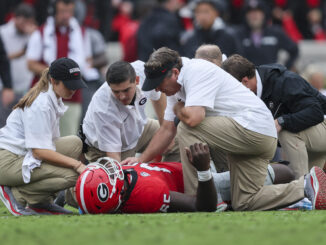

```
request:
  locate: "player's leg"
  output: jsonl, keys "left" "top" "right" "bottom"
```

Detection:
{"left": 270, "top": 163, "right": 295, "bottom": 184}
{"left": 212, "top": 163, "right": 290, "bottom": 202}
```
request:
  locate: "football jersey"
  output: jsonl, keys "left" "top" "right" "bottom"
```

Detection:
{"left": 120, "top": 162, "right": 184, "bottom": 213}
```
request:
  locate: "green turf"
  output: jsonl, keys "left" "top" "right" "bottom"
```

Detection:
{"left": 1, "top": 203, "right": 326, "bottom": 245}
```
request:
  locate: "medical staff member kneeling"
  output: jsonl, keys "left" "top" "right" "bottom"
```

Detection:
{"left": 0, "top": 57, "right": 87, "bottom": 216}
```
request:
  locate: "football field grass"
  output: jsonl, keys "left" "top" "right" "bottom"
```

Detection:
{"left": 1, "top": 203, "right": 326, "bottom": 245}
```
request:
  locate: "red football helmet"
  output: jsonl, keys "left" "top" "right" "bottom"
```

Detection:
{"left": 76, "top": 157, "right": 125, "bottom": 214}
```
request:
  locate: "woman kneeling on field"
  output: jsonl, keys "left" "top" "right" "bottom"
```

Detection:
{"left": 0, "top": 57, "right": 87, "bottom": 215}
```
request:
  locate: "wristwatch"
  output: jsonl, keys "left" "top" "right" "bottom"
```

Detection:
{"left": 277, "top": 116, "right": 285, "bottom": 127}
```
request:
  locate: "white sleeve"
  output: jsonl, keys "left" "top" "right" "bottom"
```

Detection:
{"left": 145, "top": 90, "right": 161, "bottom": 101}
{"left": 164, "top": 95, "right": 178, "bottom": 121}
{"left": 93, "top": 110, "right": 123, "bottom": 153}
{"left": 184, "top": 66, "right": 221, "bottom": 109}
{"left": 23, "top": 105, "right": 56, "bottom": 150}
{"left": 26, "top": 30, "right": 42, "bottom": 61}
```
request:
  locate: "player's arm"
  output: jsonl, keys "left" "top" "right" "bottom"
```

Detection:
{"left": 271, "top": 163, "right": 295, "bottom": 184}
{"left": 121, "top": 120, "right": 176, "bottom": 165}
{"left": 169, "top": 143, "right": 217, "bottom": 212}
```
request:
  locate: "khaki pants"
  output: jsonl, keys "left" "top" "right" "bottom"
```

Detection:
{"left": 0, "top": 136, "right": 82, "bottom": 205}
{"left": 85, "top": 119, "right": 180, "bottom": 163}
{"left": 279, "top": 120, "right": 326, "bottom": 179}
{"left": 177, "top": 116, "right": 304, "bottom": 211}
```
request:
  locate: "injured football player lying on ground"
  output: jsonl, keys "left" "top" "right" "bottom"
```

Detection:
{"left": 64, "top": 143, "right": 317, "bottom": 214}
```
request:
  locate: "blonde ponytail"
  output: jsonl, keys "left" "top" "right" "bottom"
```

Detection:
{"left": 13, "top": 68, "right": 50, "bottom": 110}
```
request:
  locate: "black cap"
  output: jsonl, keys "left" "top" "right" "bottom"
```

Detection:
{"left": 49, "top": 57, "right": 87, "bottom": 90}
{"left": 142, "top": 61, "right": 176, "bottom": 91}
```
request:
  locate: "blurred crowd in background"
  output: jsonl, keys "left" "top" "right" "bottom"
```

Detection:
{"left": 1, "top": 0, "right": 326, "bottom": 136}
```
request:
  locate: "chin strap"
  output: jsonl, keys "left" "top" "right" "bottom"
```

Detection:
{"left": 116, "top": 169, "right": 138, "bottom": 212}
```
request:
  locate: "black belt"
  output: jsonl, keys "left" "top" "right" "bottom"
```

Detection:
{"left": 78, "top": 124, "right": 89, "bottom": 153}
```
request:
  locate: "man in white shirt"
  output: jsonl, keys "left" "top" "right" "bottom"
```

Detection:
{"left": 121, "top": 47, "right": 326, "bottom": 211}
{"left": 0, "top": 3, "right": 36, "bottom": 128}
{"left": 26, "top": 0, "right": 92, "bottom": 136}
{"left": 82, "top": 60, "right": 179, "bottom": 163}
{"left": 222, "top": 54, "right": 326, "bottom": 180}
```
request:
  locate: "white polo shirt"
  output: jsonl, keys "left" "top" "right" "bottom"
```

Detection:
{"left": 164, "top": 58, "right": 277, "bottom": 138}
{"left": 0, "top": 84, "right": 67, "bottom": 183}
{"left": 0, "top": 84, "right": 67, "bottom": 154}
{"left": 83, "top": 61, "right": 161, "bottom": 153}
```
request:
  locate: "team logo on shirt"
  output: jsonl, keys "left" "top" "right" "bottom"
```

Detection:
{"left": 97, "top": 183, "right": 109, "bottom": 202}
{"left": 140, "top": 172, "right": 151, "bottom": 177}
{"left": 139, "top": 97, "right": 147, "bottom": 106}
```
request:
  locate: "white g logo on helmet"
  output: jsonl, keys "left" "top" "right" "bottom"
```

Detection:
{"left": 97, "top": 183, "right": 109, "bottom": 202}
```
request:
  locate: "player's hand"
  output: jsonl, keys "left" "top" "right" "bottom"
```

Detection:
{"left": 121, "top": 157, "right": 140, "bottom": 165}
{"left": 185, "top": 143, "right": 210, "bottom": 171}
{"left": 1, "top": 88, "right": 15, "bottom": 107}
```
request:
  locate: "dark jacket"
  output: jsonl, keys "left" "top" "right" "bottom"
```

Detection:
{"left": 137, "top": 7, "right": 183, "bottom": 61}
{"left": 181, "top": 22, "right": 241, "bottom": 58}
{"left": 236, "top": 25, "right": 299, "bottom": 69}
{"left": 0, "top": 35, "right": 12, "bottom": 89}
{"left": 257, "top": 64, "right": 326, "bottom": 133}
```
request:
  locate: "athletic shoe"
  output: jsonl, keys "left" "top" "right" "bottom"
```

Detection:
{"left": 28, "top": 202, "right": 73, "bottom": 215}
{"left": 279, "top": 197, "right": 312, "bottom": 211}
{"left": 216, "top": 201, "right": 228, "bottom": 212}
{"left": 54, "top": 190, "right": 66, "bottom": 207}
{"left": 305, "top": 166, "right": 326, "bottom": 210}
{"left": 0, "top": 185, "right": 36, "bottom": 216}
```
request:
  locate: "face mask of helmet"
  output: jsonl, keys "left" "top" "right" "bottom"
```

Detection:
{"left": 76, "top": 157, "right": 125, "bottom": 214}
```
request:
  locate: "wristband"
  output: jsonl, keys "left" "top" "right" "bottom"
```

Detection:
{"left": 197, "top": 169, "right": 212, "bottom": 182}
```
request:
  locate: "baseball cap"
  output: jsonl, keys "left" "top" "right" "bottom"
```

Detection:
{"left": 49, "top": 57, "right": 87, "bottom": 90}
{"left": 142, "top": 61, "right": 176, "bottom": 91}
